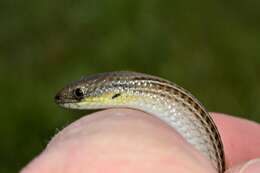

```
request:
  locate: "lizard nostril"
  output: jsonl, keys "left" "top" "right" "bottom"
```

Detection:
{"left": 55, "top": 94, "right": 61, "bottom": 102}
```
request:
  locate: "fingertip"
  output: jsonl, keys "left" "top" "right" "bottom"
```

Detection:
{"left": 225, "top": 158, "right": 260, "bottom": 173}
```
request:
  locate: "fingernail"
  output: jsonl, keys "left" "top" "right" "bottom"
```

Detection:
{"left": 240, "top": 158, "right": 260, "bottom": 173}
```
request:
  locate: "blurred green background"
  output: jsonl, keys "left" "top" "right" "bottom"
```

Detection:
{"left": 1, "top": 0, "right": 260, "bottom": 172}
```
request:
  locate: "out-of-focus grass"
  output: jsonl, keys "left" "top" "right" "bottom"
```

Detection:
{"left": 0, "top": 0, "right": 260, "bottom": 172}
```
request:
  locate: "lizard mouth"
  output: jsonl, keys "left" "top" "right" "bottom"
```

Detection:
{"left": 54, "top": 93, "right": 78, "bottom": 105}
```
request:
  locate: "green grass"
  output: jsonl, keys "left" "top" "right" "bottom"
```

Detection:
{"left": 1, "top": 0, "right": 260, "bottom": 172}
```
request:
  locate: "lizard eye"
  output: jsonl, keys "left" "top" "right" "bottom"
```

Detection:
{"left": 74, "top": 88, "right": 84, "bottom": 100}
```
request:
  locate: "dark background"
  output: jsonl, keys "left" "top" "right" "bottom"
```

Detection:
{"left": 1, "top": 0, "right": 260, "bottom": 172}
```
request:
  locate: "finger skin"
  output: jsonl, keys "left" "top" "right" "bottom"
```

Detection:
{"left": 20, "top": 109, "right": 215, "bottom": 173}
{"left": 224, "top": 159, "right": 260, "bottom": 173}
{"left": 212, "top": 113, "right": 260, "bottom": 167}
